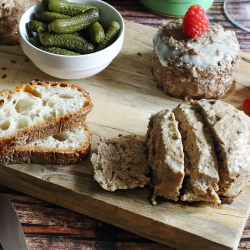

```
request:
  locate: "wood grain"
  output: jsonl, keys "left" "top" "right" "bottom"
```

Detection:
{"left": 1, "top": 0, "right": 250, "bottom": 249}
{"left": 1, "top": 18, "right": 250, "bottom": 250}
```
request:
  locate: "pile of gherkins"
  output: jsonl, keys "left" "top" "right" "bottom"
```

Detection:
{"left": 27, "top": 0, "right": 121, "bottom": 56}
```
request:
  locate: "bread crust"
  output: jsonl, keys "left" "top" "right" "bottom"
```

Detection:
{"left": 0, "top": 81, "right": 93, "bottom": 153}
{"left": 0, "top": 123, "right": 91, "bottom": 165}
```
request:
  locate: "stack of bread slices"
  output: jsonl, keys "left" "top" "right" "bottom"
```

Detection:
{"left": 92, "top": 100, "right": 250, "bottom": 205}
{"left": 0, "top": 81, "right": 93, "bottom": 165}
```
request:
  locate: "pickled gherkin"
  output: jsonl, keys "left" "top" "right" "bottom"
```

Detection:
{"left": 34, "top": 10, "right": 71, "bottom": 23}
{"left": 39, "top": 32, "right": 94, "bottom": 54}
{"left": 28, "top": 1, "right": 121, "bottom": 56}
{"left": 42, "top": 0, "right": 67, "bottom": 6}
{"left": 29, "top": 37, "right": 41, "bottom": 47}
{"left": 49, "top": 8, "right": 99, "bottom": 34}
{"left": 86, "top": 22, "right": 105, "bottom": 44}
{"left": 96, "top": 21, "right": 120, "bottom": 51}
{"left": 28, "top": 20, "right": 48, "bottom": 33}
{"left": 40, "top": 46, "right": 81, "bottom": 55}
{"left": 48, "top": 0, "right": 97, "bottom": 16}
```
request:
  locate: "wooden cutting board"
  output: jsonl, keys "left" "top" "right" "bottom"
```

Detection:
{"left": 1, "top": 19, "right": 250, "bottom": 250}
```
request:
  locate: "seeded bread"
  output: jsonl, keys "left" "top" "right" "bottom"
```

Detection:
{"left": 146, "top": 109, "right": 185, "bottom": 205}
{"left": 91, "top": 135, "right": 150, "bottom": 192}
{"left": 0, "top": 123, "right": 91, "bottom": 165}
{"left": 173, "top": 103, "right": 220, "bottom": 203}
{"left": 0, "top": 81, "right": 93, "bottom": 153}
{"left": 196, "top": 100, "right": 250, "bottom": 197}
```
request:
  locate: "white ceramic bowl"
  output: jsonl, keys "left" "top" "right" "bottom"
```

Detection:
{"left": 19, "top": 0, "right": 124, "bottom": 79}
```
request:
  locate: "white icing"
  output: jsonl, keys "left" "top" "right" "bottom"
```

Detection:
{"left": 154, "top": 27, "right": 240, "bottom": 68}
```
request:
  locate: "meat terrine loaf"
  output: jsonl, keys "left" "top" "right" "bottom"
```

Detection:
{"left": 173, "top": 103, "right": 220, "bottom": 203}
{"left": 91, "top": 135, "right": 150, "bottom": 192}
{"left": 0, "top": 123, "right": 91, "bottom": 165}
{"left": 196, "top": 100, "right": 250, "bottom": 197}
{"left": 152, "top": 19, "right": 241, "bottom": 99}
{"left": 0, "top": 81, "right": 93, "bottom": 153}
{"left": 146, "top": 109, "right": 185, "bottom": 205}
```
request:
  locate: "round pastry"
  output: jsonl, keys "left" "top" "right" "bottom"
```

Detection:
{"left": 152, "top": 19, "right": 241, "bottom": 99}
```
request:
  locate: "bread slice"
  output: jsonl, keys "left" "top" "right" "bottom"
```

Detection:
{"left": 91, "top": 135, "right": 150, "bottom": 192}
{"left": 0, "top": 81, "right": 93, "bottom": 153}
{"left": 196, "top": 100, "right": 250, "bottom": 197}
{"left": 146, "top": 109, "right": 185, "bottom": 205}
{"left": 0, "top": 123, "right": 91, "bottom": 165}
{"left": 173, "top": 103, "right": 220, "bottom": 203}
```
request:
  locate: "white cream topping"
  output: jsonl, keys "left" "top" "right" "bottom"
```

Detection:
{"left": 154, "top": 27, "right": 240, "bottom": 68}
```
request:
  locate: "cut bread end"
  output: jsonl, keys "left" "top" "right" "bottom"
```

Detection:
{"left": 0, "top": 81, "right": 93, "bottom": 153}
{"left": 0, "top": 123, "right": 91, "bottom": 165}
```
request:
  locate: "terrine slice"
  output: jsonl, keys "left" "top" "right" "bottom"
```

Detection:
{"left": 196, "top": 100, "right": 250, "bottom": 197}
{"left": 91, "top": 135, "right": 150, "bottom": 192}
{"left": 146, "top": 109, "right": 185, "bottom": 205}
{"left": 173, "top": 103, "right": 220, "bottom": 203}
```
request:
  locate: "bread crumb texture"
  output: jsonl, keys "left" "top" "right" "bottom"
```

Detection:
{"left": 0, "top": 81, "right": 93, "bottom": 153}
{"left": 0, "top": 123, "right": 91, "bottom": 165}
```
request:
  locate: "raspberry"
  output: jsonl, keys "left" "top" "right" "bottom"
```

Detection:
{"left": 244, "top": 97, "right": 250, "bottom": 112}
{"left": 182, "top": 5, "right": 209, "bottom": 39}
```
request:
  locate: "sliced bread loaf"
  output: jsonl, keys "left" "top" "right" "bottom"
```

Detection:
{"left": 196, "top": 100, "right": 250, "bottom": 197}
{"left": 0, "top": 123, "right": 91, "bottom": 165}
{"left": 91, "top": 135, "right": 150, "bottom": 192}
{"left": 146, "top": 109, "right": 185, "bottom": 205}
{"left": 173, "top": 103, "right": 220, "bottom": 203}
{"left": 0, "top": 81, "right": 93, "bottom": 153}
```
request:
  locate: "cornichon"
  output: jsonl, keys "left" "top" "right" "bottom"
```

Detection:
{"left": 28, "top": 20, "right": 48, "bottom": 33}
{"left": 34, "top": 10, "right": 71, "bottom": 23}
{"left": 86, "top": 22, "right": 105, "bottom": 44}
{"left": 49, "top": 8, "right": 99, "bottom": 34}
{"left": 48, "top": 0, "right": 97, "bottom": 16}
{"left": 40, "top": 46, "right": 81, "bottom": 56}
{"left": 96, "top": 21, "right": 120, "bottom": 51}
{"left": 42, "top": 0, "right": 67, "bottom": 6}
{"left": 29, "top": 37, "right": 41, "bottom": 47}
{"left": 39, "top": 32, "right": 94, "bottom": 54}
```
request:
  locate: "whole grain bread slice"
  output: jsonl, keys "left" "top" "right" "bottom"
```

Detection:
{"left": 196, "top": 100, "right": 250, "bottom": 197}
{"left": 0, "top": 81, "right": 93, "bottom": 153}
{"left": 173, "top": 103, "right": 220, "bottom": 203}
{"left": 0, "top": 123, "right": 91, "bottom": 165}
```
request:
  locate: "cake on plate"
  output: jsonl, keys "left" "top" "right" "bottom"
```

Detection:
{"left": 152, "top": 5, "right": 241, "bottom": 100}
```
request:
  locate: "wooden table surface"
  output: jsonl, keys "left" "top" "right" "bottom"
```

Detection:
{"left": 1, "top": 0, "right": 250, "bottom": 250}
